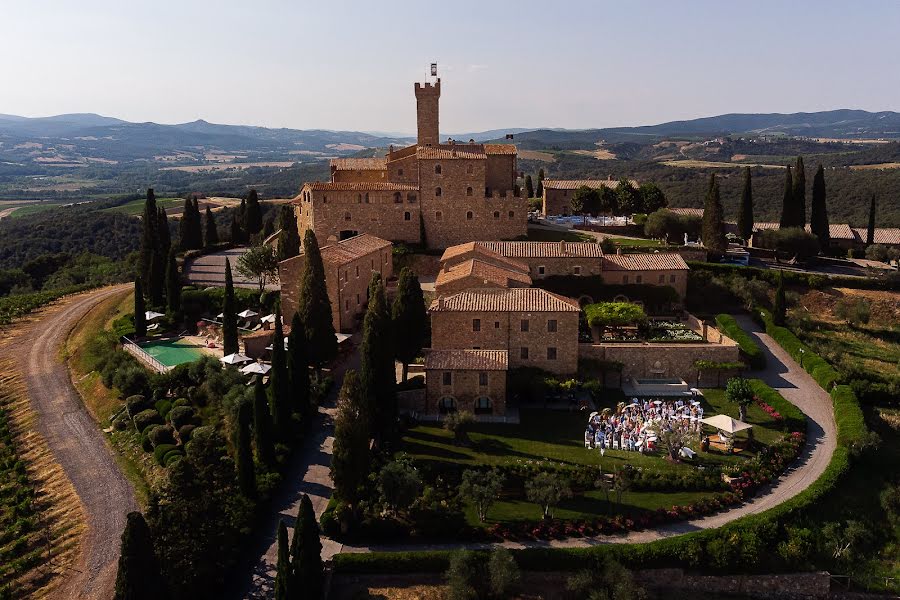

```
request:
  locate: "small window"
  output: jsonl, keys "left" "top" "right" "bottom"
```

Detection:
{"left": 357, "top": 194, "right": 362, "bottom": 204}
{"left": 670, "top": 273, "right": 676, "bottom": 283}
{"left": 322, "top": 194, "right": 327, "bottom": 203}
{"left": 472, "top": 318, "right": 481, "bottom": 332}
{"left": 466, "top": 211, "right": 473, "bottom": 220}
{"left": 475, "top": 396, "right": 492, "bottom": 413}
{"left": 394, "top": 192, "right": 402, "bottom": 203}
{"left": 493, "top": 211, "right": 500, "bottom": 219}
{"left": 345, "top": 299, "right": 349, "bottom": 310}
{"left": 508, "top": 211, "right": 515, "bottom": 219}
{"left": 538, "top": 266, "right": 546, "bottom": 276}
{"left": 494, "top": 321, "right": 500, "bottom": 329}
{"left": 479, "top": 372, "right": 488, "bottom": 386}
{"left": 398, "top": 168, "right": 404, "bottom": 176}
{"left": 344, "top": 212, "right": 351, "bottom": 221}
{"left": 636, "top": 275, "right": 643, "bottom": 284}
{"left": 548, "top": 319, "right": 558, "bottom": 333}
{"left": 404, "top": 211, "right": 411, "bottom": 221}
{"left": 442, "top": 372, "right": 452, "bottom": 386}
{"left": 435, "top": 164, "right": 442, "bottom": 174}
{"left": 435, "top": 187, "right": 442, "bottom": 197}
{"left": 466, "top": 164, "right": 473, "bottom": 175}
{"left": 355, "top": 265, "right": 360, "bottom": 277}
{"left": 520, "top": 347, "right": 529, "bottom": 360}
{"left": 436, "top": 211, "right": 443, "bottom": 221}
{"left": 407, "top": 193, "right": 416, "bottom": 203}
{"left": 439, "top": 396, "right": 456, "bottom": 413}
{"left": 659, "top": 274, "right": 665, "bottom": 283}
{"left": 364, "top": 193, "right": 370, "bottom": 204}
{"left": 547, "top": 347, "right": 558, "bottom": 360}
{"left": 356, "top": 293, "right": 360, "bottom": 305}
{"left": 564, "top": 190, "right": 569, "bottom": 197}
{"left": 573, "top": 266, "right": 582, "bottom": 276}
{"left": 623, "top": 275, "right": 629, "bottom": 284}
{"left": 485, "top": 187, "right": 492, "bottom": 197}
{"left": 343, "top": 271, "right": 348, "bottom": 282}
{"left": 466, "top": 186, "right": 473, "bottom": 196}
{"left": 371, "top": 259, "right": 374, "bottom": 269}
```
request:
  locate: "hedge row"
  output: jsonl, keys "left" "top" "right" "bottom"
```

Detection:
{"left": 714, "top": 314, "right": 766, "bottom": 370}
{"left": 748, "top": 379, "right": 805, "bottom": 434}
{"left": 687, "top": 261, "right": 900, "bottom": 292}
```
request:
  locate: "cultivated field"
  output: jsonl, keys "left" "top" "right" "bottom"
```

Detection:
{"left": 159, "top": 161, "right": 296, "bottom": 173}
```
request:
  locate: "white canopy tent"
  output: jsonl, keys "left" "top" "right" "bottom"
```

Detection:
{"left": 701, "top": 414, "right": 753, "bottom": 434}
{"left": 220, "top": 353, "right": 252, "bottom": 365}
{"left": 240, "top": 362, "right": 272, "bottom": 375}
{"left": 237, "top": 309, "right": 258, "bottom": 319}
{"left": 144, "top": 310, "right": 165, "bottom": 321}
{"left": 261, "top": 314, "right": 277, "bottom": 324}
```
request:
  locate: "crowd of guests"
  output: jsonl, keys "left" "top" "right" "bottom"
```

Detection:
{"left": 584, "top": 396, "right": 705, "bottom": 453}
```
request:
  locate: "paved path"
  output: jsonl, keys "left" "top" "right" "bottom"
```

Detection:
{"left": 0, "top": 285, "right": 137, "bottom": 599}
{"left": 340, "top": 314, "right": 837, "bottom": 553}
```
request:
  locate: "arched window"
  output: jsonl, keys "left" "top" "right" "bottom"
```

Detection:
{"left": 364, "top": 193, "right": 370, "bottom": 203}
{"left": 393, "top": 192, "right": 401, "bottom": 203}
{"left": 466, "top": 164, "right": 474, "bottom": 175}
{"left": 322, "top": 194, "right": 327, "bottom": 203}
{"left": 439, "top": 396, "right": 457, "bottom": 414}
{"left": 435, "top": 211, "right": 443, "bottom": 221}
{"left": 398, "top": 168, "right": 404, "bottom": 176}
{"left": 493, "top": 211, "right": 500, "bottom": 219}
{"left": 475, "top": 396, "right": 492, "bottom": 415}
{"left": 508, "top": 211, "right": 515, "bottom": 219}
{"left": 466, "top": 211, "right": 474, "bottom": 220}
{"left": 466, "top": 186, "right": 473, "bottom": 196}
{"left": 404, "top": 211, "right": 411, "bottom": 221}
{"left": 435, "top": 187, "right": 442, "bottom": 197}
{"left": 435, "top": 164, "right": 442, "bottom": 174}
{"left": 343, "top": 212, "right": 351, "bottom": 221}
{"left": 357, "top": 194, "right": 362, "bottom": 204}
{"left": 407, "top": 193, "right": 417, "bottom": 203}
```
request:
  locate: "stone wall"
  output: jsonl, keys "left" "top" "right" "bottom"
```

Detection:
{"left": 520, "top": 255, "right": 604, "bottom": 279}
{"left": 638, "top": 569, "right": 832, "bottom": 599}
{"left": 485, "top": 153, "right": 516, "bottom": 193}
{"left": 601, "top": 268, "right": 688, "bottom": 299}
{"left": 579, "top": 338, "right": 739, "bottom": 383}
{"left": 414, "top": 80, "right": 440, "bottom": 146}
{"left": 424, "top": 368, "right": 506, "bottom": 416}
{"left": 296, "top": 188, "right": 421, "bottom": 245}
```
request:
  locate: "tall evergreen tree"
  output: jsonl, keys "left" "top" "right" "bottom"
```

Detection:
{"left": 779, "top": 166, "right": 794, "bottom": 228}
{"left": 233, "top": 397, "right": 256, "bottom": 498}
{"left": 290, "top": 494, "right": 323, "bottom": 598}
{"left": 134, "top": 279, "right": 147, "bottom": 338}
{"left": 773, "top": 271, "right": 786, "bottom": 326}
{"left": 360, "top": 274, "right": 395, "bottom": 443}
{"left": 536, "top": 168, "right": 545, "bottom": 198}
{"left": 298, "top": 230, "right": 337, "bottom": 374}
{"left": 114, "top": 511, "right": 167, "bottom": 600}
{"left": 157, "top": 207, "right": 171, "bottom": 257}
{"left": 274, "top": 520, "right": 292, "bottom": 600}
{"left": 148, "top": 251, "right": 165, "bottom": 307}
{"left": 189, "top": 199, "right": 203, "bottom": 249}
{"left": 792, "top": 156, "right": 806, "bottom": 226}
{"left": 245, "top": 189, "right": 263, "bottom": 235}
{"left": 737, "top": 166, "right": 754, "bottom": 242}
{"left": 277, "top": 204, "right": 301, "bottom": 261}
{"left": 262, "top": 216, "right": 275, "bottom": 239}
{"left": 140, "top": 188, "right": 158, "bottom": 288}
{"left": 222, "top": 258, "right": 239, "bottom": 355}
{"left": 269, "top": 303, "right": 291, "bottom": 437}
{"left": 287, "top": 313, "right": 311, "bottom": 417}
{"left": 701, "top": 174, "right": 727, "bottom": 254}
{"left": 391, "top": 268, "right": 426, "bottom": 382}
{"left": 239, "top": 198, "right": 247, "bottom": 230}
{"left": 809, "top": 164, "right": 830, "bottom": 251}
{"left": 178, "top": 198, "right": 194, "bottom": 251}
{"left": 252, "top": 376, "right": 275, "bottom": 466}
{"left": 205, "top": 206, "right": 219, "bottom": 247}
{"left": 165, "top": 249, "right": 180, "bottom": 314}
{"left": 867, "top": 194, "right": 877, "bottom": 246}
{"left": 525, "top": 174, "right": 534, "bottom": 198}
{"left": 230, "top": 215, "right": 245, "bottom": 245}
{"left": 331, "top": 370, "right": 369, "bottom": 507}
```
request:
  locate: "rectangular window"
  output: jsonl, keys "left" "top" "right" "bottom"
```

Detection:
{"left": 520, "top": 319, "right": 529, "bottom": 332}
{"left": 494, "top": 321, "right": 500, "bottom": 329}
{"left": 442, "top": 372, "right": 452, "bottom": 386}
{"left": 472, "top": 318, "right": 481, "bottom": 332}
{"left": 479, "top": 372, "right": 488, "bottom": 386}
{"left": 547, "top": 347, "right": 558, "bottom": 360}
{"left": 659, "top": 274, "right": 665, "bottom": 283}
{"left": 345, "top": 299, "right": 349, "bottom": 310}
{"left": 356, "top": 294, "right": 360, "bottom": 305}
{"left": 520, "top": 347, "right": 529, "bottom": 360}
{"left": 356, "top": 266, "right": 360, "bottom": 278}
{"left": 623, "top": 275, "right": 629, "bottom": 284}
{"left": 670, "top": 274, "right": 676, "bottom": 283}
{"left": 636, "top": 275, "right": 642, "bottom": 284}
{"left": 573, "top": 266, "right": 581, "bottom": 276}
{"left": 538, "top": 266, "right": 546, "bottom": 276}
{"left": 547, "top": 319, "right": 558, "bottom": 333}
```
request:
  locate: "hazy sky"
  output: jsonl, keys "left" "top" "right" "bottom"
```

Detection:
{"left": 2, "top": 1, "right": 898, "bottom": 133}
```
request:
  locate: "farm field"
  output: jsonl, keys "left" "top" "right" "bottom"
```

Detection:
{"left": 159, "top": 161, "right": 296, "bottom": 172}
{"left": 103, "top": 197, "right": 183, "bottom": 215}
{"left": 660, "top": 159, "right": 785, "bottom": 169}
{"left": 849, "top": 162, "right": 900, "bottom": 170}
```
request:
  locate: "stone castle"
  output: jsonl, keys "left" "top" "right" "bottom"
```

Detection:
{"left": 291, "top": 67, "right": 527, "bottom": 249}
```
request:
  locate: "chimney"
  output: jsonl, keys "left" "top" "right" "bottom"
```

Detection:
{"left": 558, "top": 239, "right": 567, "bottom": 254}
{"left": 608, "top": 174, "right": 613, "bottom": 181}
{"left": 616, "top": 247, "right": 622, "bottom": 255}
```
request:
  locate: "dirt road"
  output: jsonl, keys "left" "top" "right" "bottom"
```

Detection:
{"left": 0, "top": 285, "right": 136, "bottom": 599}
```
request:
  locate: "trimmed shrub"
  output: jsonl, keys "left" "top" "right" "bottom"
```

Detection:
{"left": 748, "top": 380, "right": 805, "bottom": 434}
{"left": 163, "top": 448, "right": 184, "bottom": 466}
{"left": 140, "top": 434, "right": 153, "bottom": 453}
{"left": 154, "top": 399, "right": 173, "bottom": 419}
{"left": 125, "top": 394, "right": 150, "bottom": 417}
{"left": 153, "top": 444, "right": 177, "bottom": 466}
{"left": 715, "top": 314, "right": 765, "bottom": 370}
{"left": 168, "top": 406, "right": 196, "bottom": 430}
{"left": 132, "top": 409, "right": 163, "bottom": 433}
{"left": 177, "top": 424, "right": 197, "bottom": 443}
{"left": 147, "top": 425, "right": 175, "bottom": 448}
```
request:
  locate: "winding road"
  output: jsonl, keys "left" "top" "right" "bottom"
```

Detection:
{"left": 0, "top": 285, "right": 137, "bottom": 599}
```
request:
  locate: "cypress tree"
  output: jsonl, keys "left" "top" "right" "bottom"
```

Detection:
{"left": 222, "top": 258, "right": 239, "bottom": 355}
{"left": 239, "top": 198, "right": 247, "bottom": 230}
{"left": 114, "top": 511, "right": 167, "bottom": 600}
{"left": 140, "top": 188, "right": 158, "bottom": 288}
{"left": 331, "top": 370, "right": 369, "bottom": 507}
{"left": 360, "top": 274, "right": 395, "bottom": 444}
{"left": 290, "top": 494, "right": 323, "bottom": 598}
{"left": 262, "top": 216, "right": 275, "bottom": 239}
{"left": 867, "top": 194, "right": 877, "bottom": 246}
{"left": 189, "top": 199, "right": 203, "bottom": 249}
{"left": 148, "top": 251, "right": 165, "bottom": 308}
{"left": 779, "top": 166, "right": 794, "bottom": 227}
{"left": 157, "top": 207, "right": 171, "bottom": 257}
{"left": 701, "top": 174, "right": 727, "bottom": 254}
{"left": 178, "top": 198, "right": 193, "bottom": 251}
{"left": 269, "top": 304, "right": 291, "bottom": 438}
{"left": 274, "top": 520, "right": 292, "bottom": 600}
{"left": 230, "top": 215, "right": 245, "bottom": 245}
{"left": 205, "top": 206, "right": 219, "bottom": 247}
{"left": 525, "top": 174, "right": 534, "bottom": 198}
{"left": 391, "top": 268, "right": 426, "bottom": 382}
{"left": 287, "top": 312, "right": 311, "bottom": 417}
{"left": 277, "top": 204, "right": 301, "bottom": 261}
{"left": 134, "top": 279, "right": 146, "bottom": 338}
{"left": 809, "top": 165, "right": 830, "bottom": 251}
{"left": 165, "top": 249, "right": 180, "bottom": 315}
{"left": 792, "top": 156, "right": 806, "bottom": 226}
{"left": 773, "top": 271, "right": 786, "bottom": 326}
{"left": 233, "top": 397, "right": 256, "bottom": 498}
{"left": 536, "top": 168, "right": 545, "bottom": 198}
{"left": 252, "top": 376, "right": 275, "bottom": 466}
{"left": 245, "top": 189, "right": 263, "bottom": 235}
{"left": 737, "top": 166, "right": 754, "bottom": 242}
{"left": 298, "top": 230, "right": 337, "bottom": 375}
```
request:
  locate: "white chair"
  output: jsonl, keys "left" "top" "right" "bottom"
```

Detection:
{"left": 612, "top": 438, "right": 620, "bottom": 450}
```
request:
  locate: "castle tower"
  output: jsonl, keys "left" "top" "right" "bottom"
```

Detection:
{"left": 414, "top": 64, "right": 440, "bottom": 146}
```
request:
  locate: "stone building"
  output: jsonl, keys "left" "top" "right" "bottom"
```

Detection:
{"left": 292, "top": 67, "right": 527, "bottom": 249}
{"left": 278, "top": 233, "right": 392, "bottom": 333}
{"left": 424, "top": 349, "right": 508, "bottom": 416}
{"left": 541, "top": 178, "right": 638, "bottom": 216}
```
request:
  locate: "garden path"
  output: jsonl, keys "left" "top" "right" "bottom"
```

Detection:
{"left": 339, "top": 314, "right": 837, "bottom": 553}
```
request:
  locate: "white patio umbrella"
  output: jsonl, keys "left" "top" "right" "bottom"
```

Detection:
{"left": 220, "top": 352, "right": 252, "bottom": 365}
{"left": 237, "top": 309, "right": 258, "bottom": 319}
{"left": 145, "top": 310, "right": 165, "bottom": 321}
{"left": 240, "top": 362, "right": 271, "bottom": 375}
{"left": 216, "top": 312, "right": 224, "bottom": 319}
{"left": 261, "top": 314, "right": 276, "bottom": 324}
{"left": 701, "top": 414, "right": 753, "bottom": 434}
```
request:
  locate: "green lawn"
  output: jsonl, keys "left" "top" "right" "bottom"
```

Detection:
{"left": 104, "top": 197, "right": 183, "bottom": 216}
{"left": 524, "top": 227, "right": 594, "bottom": 243}
{"left": 4, "top": 201, "right": 72, "bottom": 218}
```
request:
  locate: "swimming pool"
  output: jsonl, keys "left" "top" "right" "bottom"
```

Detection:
{"left": 138, "top": 338, "right": 207, "bottom": 367}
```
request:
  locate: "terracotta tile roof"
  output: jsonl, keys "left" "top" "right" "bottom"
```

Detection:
{"left": 752, "top": 222, "right": 781, "bottom": 231}
{"left": 477, "top": 240, "right": 605, "bottom": 258}
{"left": 483, "top": 144, "right": 517, "bottom": 155}
{"left": 852, "top": 227, "right": 900, "bottom": 245}
{"left": 416, "top": 146, "right": 486, "bottom": 160}
{"left": 318, "top": 234, "right": 391, "bottom": 266}
{"left": 425, "top": 349, "right": 508, "bottom": 371}
{"left": 440, "top": 242, "right": 530, "bottom": 273}
{"left": 304, "top": 181, "right": 418, "bottom": 192}
{"left": 815, "top": 223, "right": 856, "bottom": 241}
{"left": 602, "top": 253, "right": 689, "bottom": 271}
{"left": 330, "top": 157, "right": 387, "bottom": 171}
{"left": 543, "top": 179, "right": 637, "bottom": 190}
{"left": 430, "top": 288, "right": 580, "bottom": 313}
{"left": 666, "top": 207, "right": 704, "bottom": 218}
{"left": 435, "top": 259, "right": 533, "bottom": 290}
